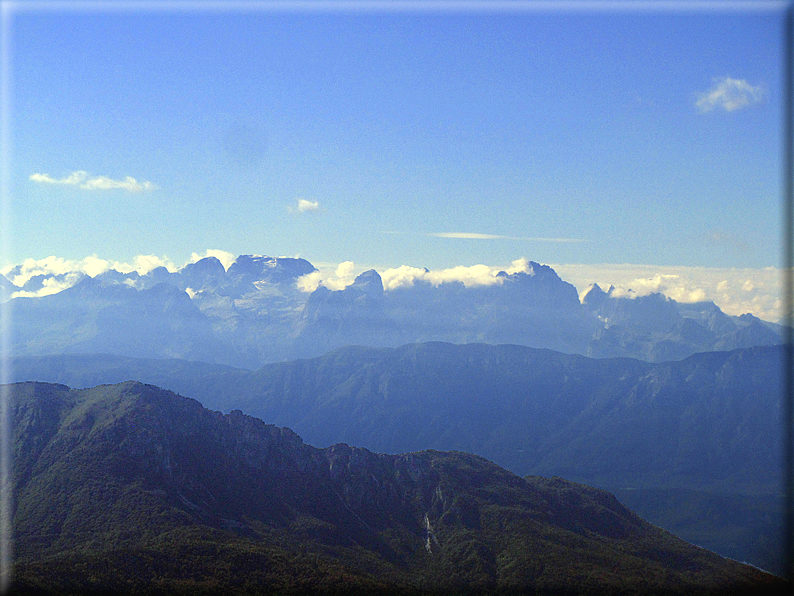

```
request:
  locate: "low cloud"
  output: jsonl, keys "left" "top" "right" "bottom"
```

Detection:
{"left": 296, "top": 259, "right": 532, "bottom": 294}
{"left": 552, "top": 263, "right": 784, "bottom": 322}
{"left": 111, "top": 255, "right": 178, "bottom": 276}
{"left": 296, "top": 261, "right": 356, "bottom": 292}
{"left": 2, "top": 255, "right": 110, "bottom": 289}
{"left": 381, "top": 258, "right": 533, "bottom": 291}
{"left": 30, "top": 170, "right": 156, "bottom": 191}
{"left": 10, "top": 272, "right": 86, "bottom": 299}
{"left": 695, "top": 77, "right": 764, "bottom": 113}
{"left": 289, "top": 198, "right": 320, "bottom": 214}
{"left": 1, "top": 254, "right": 180, "bottom": 292}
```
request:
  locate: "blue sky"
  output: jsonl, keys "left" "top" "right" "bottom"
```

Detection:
{"left": 2, "top": 1, "right": 789, "bottom": 317}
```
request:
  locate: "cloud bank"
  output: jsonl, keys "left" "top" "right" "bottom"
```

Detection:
{"left": 30, "top": 171, "right": 156, "bottom": 191}
{"left": 299, "top": 259, "right": 534, "bottom": 293}
{"left": 552, "top": 263, "right": 784, "bottom": 322}
{"left": 1, "top": 254, "right": 179, "bottom": 297}
{"left": 695, "top": 77, "right": 764, "bottom": 113}
{"left": 1, "top": 252, "right": 786, "bottom": 322}
{"left": 381, "top": 259, "right": 533, "bottom": 291}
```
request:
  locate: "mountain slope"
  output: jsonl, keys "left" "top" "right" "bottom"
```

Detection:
{"left": 154, "top": 343, "right": 783, "bottom": 493}
{"left": 10, "top": 343, "right": 786, "bottom": 575}
{"left": 9, "top": 381, "right": 787, "bottom": 595}
{"left": 12, "top": 344, "right": 783, "bottom": 492}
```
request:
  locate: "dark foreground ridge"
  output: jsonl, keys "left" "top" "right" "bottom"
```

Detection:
{"left": 9, "top": 381, "right": 790, "bottom": 595}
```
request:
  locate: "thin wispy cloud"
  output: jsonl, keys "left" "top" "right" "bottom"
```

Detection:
{"left": 29, "top": 171, "right": 156, "bottom": 192}
{"left": 430, "top": 232, "right": 585, "bottom": 243}
{"left": 289, "top": 198, "right": 320, "bottom": 214}
{"left": 705, "top": 229, "right": 749, "bottom": 251}
{"left": 695, "top": 77, "right": 764, "bottom": 113}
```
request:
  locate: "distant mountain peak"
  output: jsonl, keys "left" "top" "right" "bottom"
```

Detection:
{"left": 227, "top": 254, "right": 316, "bottom": 282}
{"left": 351, "top": 269, "right": 384, "bottom": 297}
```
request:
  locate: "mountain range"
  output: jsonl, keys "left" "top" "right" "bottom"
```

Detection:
{"left": 9, "top": 380, "right": 788, "bottom": 595}
{"left": 3, "top": 255, "right": 785, "bottom": 368}
{"left": 11, "top": 342, "right": 787, "bottom": 576}
{"left": 5, "top": 252, "right": 789, "bottom": 586}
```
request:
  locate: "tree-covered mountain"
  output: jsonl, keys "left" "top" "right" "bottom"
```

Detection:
{"left": 9, "top": 381, "right": 788, "bottom": 595}
{"left": 3, "top": 255, "right": 784, "bottom": 368}
{"left": 11, "top": 343, "right": 787, "bottom": 575}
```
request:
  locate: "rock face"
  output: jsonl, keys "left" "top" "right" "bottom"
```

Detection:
{"left": 9, "top": 381, "right": 787, "bottom": 595}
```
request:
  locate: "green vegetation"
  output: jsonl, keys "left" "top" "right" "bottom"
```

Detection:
{"left": 8, "top": 381, "right": 789, "bottom": 595}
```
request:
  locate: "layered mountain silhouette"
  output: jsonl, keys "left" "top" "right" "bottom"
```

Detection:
{"left": 9, "top": 381, "right": 788, "bottom": 595}
{"left": 11, "top": 342, "right": 787, "bottom": 575}
{"left": 3, "top": 255, "right": 784, "bottom": 368}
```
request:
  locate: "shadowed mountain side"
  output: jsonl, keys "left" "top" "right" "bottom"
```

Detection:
{"left": 9, "top": 381, "right": 788, "bottom": 595}
{"left": 164, "top": 343, "right": 784, "bottom": 494}
{"left": 291, "top": 265, "right": 597, "bottom": 359}
{"left": 8, "top": 278, "right": 228, "bottom": 363}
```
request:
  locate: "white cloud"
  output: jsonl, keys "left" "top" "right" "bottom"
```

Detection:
{"left": 10, "top": 272, "right": 86, "bottom": 299}
{"left": 296, "top": 260, "right": 357, "bottom": 292}
{"left": 81, "top": 176, "right": 156, "bottom": 192}
{"left": 2, "top": 255, "right": 110, "bottom": 288}
{"left": 289, "top": 198, "right": 320, "bottom": 214}
{"left": 695, "top": 77, "right": 764, "bottom": 113}
{"left": 0, "top": 253, "right": 187, "bottom": 296}
{"left": 426, "top": 264, "right": 503, "bottom": 287}
{"left": 381, "top": 259, "right": 535, "bottom": 291}
{"left": 110, "top": 255, "right": 178, "bottom": 276}
{"left": 29, "top": 171, "right": 88, "bottom": 185}
{"left": 29, "top": 170, "right": 156, "bottom": 191}
{"left": 378, "top": 265, "right": 428, "bottom": 291}
{"left": 295, "top": 270, "right": 323, "bottom": 293}
{"left": 297, "top": 258, "right": 539, "bottom": 294}
{"left": 552, "top": 263, "right": 784, "bottom": 322}
{"left": 505, "top": 258, "right": 532, "bottom": 275}
{"left": 325, "top": 261, "right": 357, "bottom": 290}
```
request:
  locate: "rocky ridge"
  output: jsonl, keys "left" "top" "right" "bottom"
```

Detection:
{"left": 3, "top": 255, "right": 784, "bottom": 368}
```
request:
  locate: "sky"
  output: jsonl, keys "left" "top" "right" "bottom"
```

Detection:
{"left": 1, "top": 1, "right": 790, "bottom": 320}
